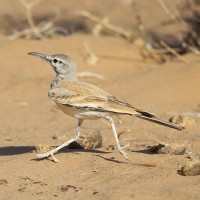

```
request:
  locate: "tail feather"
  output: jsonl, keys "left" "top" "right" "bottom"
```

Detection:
{"left": 135, "top": 113, "right": 184, "bottom": 131}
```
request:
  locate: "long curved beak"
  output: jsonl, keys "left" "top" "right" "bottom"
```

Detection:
{"left": 28, "top": 52, "right": 53, "bottom": 63}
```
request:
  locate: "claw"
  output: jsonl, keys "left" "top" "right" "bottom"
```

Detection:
{"left": 120, "top": 143, "right": 130, "bottom": 150}
{"left": 36, "top": 152, "right": 50, "bottom": 159}
{"left": 51, "top": 154, "right": 60, "bottom": 163}
{"left": 36, "top": 152, "right": 59, "bottom": 163}
{"left": 117, "top": 145, "right": 129, "bottom": 160}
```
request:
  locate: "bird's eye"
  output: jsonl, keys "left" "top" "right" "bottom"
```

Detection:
{"left": 58, "top": 61, "right": 62, "bottom": 64}
{"left": 53, "top": 59, "right": 58, "bottom": 63}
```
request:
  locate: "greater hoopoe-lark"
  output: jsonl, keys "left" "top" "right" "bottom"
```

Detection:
{"left": 28, "top": 52, "right": 184, "bottom": 163}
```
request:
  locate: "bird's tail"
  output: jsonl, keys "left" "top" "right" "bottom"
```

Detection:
{"left": 135, "top": 111, "right": 184, "bottom": 131}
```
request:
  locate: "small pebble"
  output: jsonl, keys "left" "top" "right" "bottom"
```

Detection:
{"left": 35, "top": 144, "right": 57, "bottom": 154}
{"left": 106, "top": 145, "right": 115, "bottom": 150}
{"left": 169, "top": 115, "right": 195, "bottom": 127}
{"left": 0, "top": 179, "right": 7, "bottom": 185}
{"left": 148, "top": 143, "right": 186, "bottom": 155}
{"left": 69, "top": 131, "right": 102, "bottom": 149}
{"left": 178, "top": 161, "right": 200, "bottom": 176}
{"left": 60, "top": 186, "right": 69, "bottom": 192}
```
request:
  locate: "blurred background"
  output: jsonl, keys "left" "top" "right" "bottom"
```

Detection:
{"left": 0, "top": 1, "right": 200, "bottom": 200}
{"left": 1, "top": 0, "right": 199, "bottom": 51}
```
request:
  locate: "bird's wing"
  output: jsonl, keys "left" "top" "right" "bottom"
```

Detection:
{"left": 49, "top": 81, "right": 183, "bottom": 130}
{"left": 48, "top": 81, "right": 150, "bottom": 115}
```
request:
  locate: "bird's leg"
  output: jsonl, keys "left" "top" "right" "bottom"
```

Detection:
{"left": 104, "top": 116, "right": 129, "bottom": 159}
{"left": 36, "top": 119, "right": 83, "bottom": 163}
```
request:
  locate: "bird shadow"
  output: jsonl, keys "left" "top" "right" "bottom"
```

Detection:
{"left": 31, "top": 147, "right": 111, "bottom": 162}
{"left": 62, "top": 147, "right": 110, "bottom": 154}
{"left": 130, "top": 144, "right": 165, "bottom": 155}
{"left": 0, "top": 146, "right": 157, "bottom": 168}
{"left": 94, "top": 154, "right": 158, "bottom": 167}
{"left": 130, "top": 149, "right": 153, "bottom": 154}
{"left": 94, "top": 155, "right": 126, "bottom": 164}
{"left": 0, "top": 144, "right": 155, "bottom": 157}
{"left": 0, "top": 146, "right": 35, "bottom": 156}
{"left": 0, "top": 145, "right": 110, "bottom": 157}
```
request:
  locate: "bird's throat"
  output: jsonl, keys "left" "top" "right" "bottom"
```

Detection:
{"left": 50, "top": 74, "right": 64, "bottom": 89}
{"left": 50, "top": 73, "right": 78, "bottom": 89}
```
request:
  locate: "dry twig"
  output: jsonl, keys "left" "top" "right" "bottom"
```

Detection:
{"left": 83, "top": 42, "right": 99, "bottom": 65}
{"left": 19, "top": 0, "right": 45, "bottom": 39}
{"left": 77, "top": 10, "right": 175, "bottom": 63}
{"left": 78, "top": 72, "right": 105, "bottom": 80}
{"left": 76, "top": 10, "right": 136, "bottom": 42}
{"left": 10, "top": 0, "right": 68, "bottom": 40}
{"left": 157, "top": 0, "right": 186, "bottom": 26}
{"left": 160, "top": 41, "right": 188, "bottom": 63}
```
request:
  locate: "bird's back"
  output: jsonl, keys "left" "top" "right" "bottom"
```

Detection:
{"left": 48, "top": 81, "right": 142, "bottom": 116}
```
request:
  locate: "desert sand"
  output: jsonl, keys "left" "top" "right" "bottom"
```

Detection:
{"left": 0, "top": 1, "right": 200, "bottom": 200}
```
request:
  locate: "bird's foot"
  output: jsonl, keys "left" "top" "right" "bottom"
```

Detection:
{"left": 36, "top": 150, "right": 59, "bottom": 163}
{"left": 117, "top": 144, "right": 129, "bottom": 160}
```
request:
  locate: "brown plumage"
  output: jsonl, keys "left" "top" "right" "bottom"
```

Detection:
{"left": 28, "top": 52, "right": 184, "bottom": 163}
{"left": 49, "top": 81, "right": 183, "bottom": 130}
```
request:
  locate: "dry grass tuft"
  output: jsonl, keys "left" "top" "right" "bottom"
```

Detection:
{"left": 9, "top": 0, "right": 68, "bottom": 40}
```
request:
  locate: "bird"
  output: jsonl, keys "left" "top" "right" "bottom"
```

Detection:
{"left": 28, "top": 52, "right": 184, "bottom": 163}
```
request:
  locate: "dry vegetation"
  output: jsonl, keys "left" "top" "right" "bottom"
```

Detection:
{"left": 9, "top": 0, "right": 68, "bottom": 40}
{"left": 8, "top": 0, "right": 200, "bottom": 64}
{"left": 1, "top": 1, "right": 200, "bottom": 200}
{"left": 6, "top": 0, "right": 200, "bottom": 176}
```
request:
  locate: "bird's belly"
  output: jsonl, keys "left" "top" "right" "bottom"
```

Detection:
{"left": 56, "top": 103, "right": 78, "bottom": 117}
{"left": 56, "top": 103, "right": 108, "bottom": 120}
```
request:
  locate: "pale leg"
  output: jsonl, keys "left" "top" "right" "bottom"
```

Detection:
{"left": 104, "top": 116, "right": 129, "bottom": 159}
{"left": 36, "top": 119, "right": 83, "bottom": 163}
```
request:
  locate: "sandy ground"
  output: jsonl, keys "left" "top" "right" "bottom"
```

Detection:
{"left": 0, "top": 1, "right": 200, "bottom": 200}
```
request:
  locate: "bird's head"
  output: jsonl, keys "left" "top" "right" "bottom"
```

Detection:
{"left": 28, "top": 52, "right": 77, "bottom": 80}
